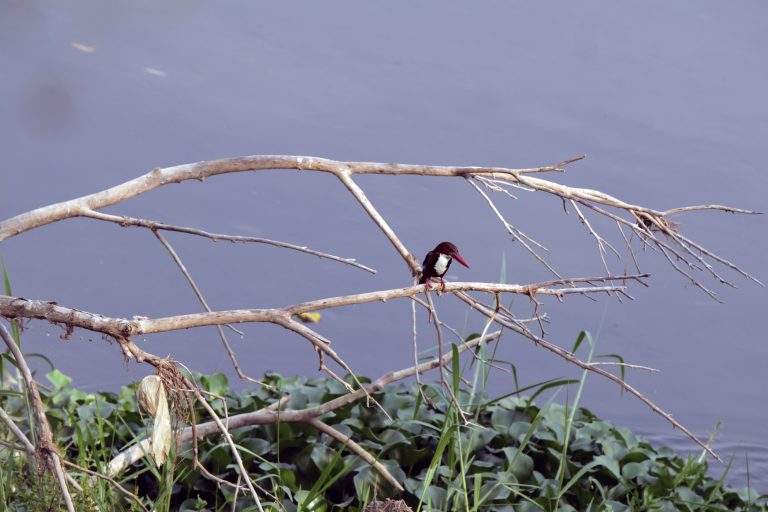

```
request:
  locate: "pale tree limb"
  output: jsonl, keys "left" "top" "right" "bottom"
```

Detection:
{"left": 81, "top": 209, "right": 376, "bottom": 274}
{"left": 0, "top": 322, "right": 75, "bottom": 512}
{"left": 334, "top": 170, "right": 420, "bottom": 275}
{"left": 1, "top": 154, "right": 756, "bottom": 295}
{"left": 0, "top": 279, "right": 635, "bottom": 339}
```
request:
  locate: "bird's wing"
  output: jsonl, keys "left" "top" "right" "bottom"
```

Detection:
{"left": 419, "top": 250, "right": 438, "bottom": 284}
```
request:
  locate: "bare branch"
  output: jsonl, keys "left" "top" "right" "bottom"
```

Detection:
{"left": 0, "top": 322, "right": 75, "bottom": 512}
{"left": 0, "top": 154, "right": 755, "bottom": 294}
{"left": 587, "top": 362, "right": 660, "bottom": 373}
{"left": 153, "top": 230, "right": 273, "bottom": 387}
{"left": 0, "top": 279, "right": 631, "bottom": 339}
{"left": 663, "top": 204, "right": 762, "bottom": 216}
{"left": 335, "top": 170, "right": 420, "bottom": 275}
{"left": 424, "top": 289, "right": 467, "bottom": 421}
{"left": 307, "top": 417, "right": 404, "bottom": 492}
{"left": 180, "top": 374, "right": 264, "bottom": 511}
{"left": 0, "top": 405, "right": 35, "bottom": 456}
{"left": 82, "top": 209, "right": 376, "bottom": 274}
{"left": 61, "top": 460, "right": 149, "bottom": 512}
{"left": 569, "top": 199, "right": 621, "bottom": 275}
{"left": 467, "top": 177, "right": 561, "bottom": 279}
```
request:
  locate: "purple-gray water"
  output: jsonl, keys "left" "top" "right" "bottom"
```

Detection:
{"left": 1, "top": 1, "right": 766, "bottom": 491}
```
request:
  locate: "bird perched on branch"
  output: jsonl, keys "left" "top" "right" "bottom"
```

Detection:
{"left": 418, "top": 241, "right": 469, "bottom": 291}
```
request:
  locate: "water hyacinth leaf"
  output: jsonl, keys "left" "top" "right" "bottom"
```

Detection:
{"left": 623, "top": 461, "right": 653, "bottom": 483}
{"left": 491, "top": 408, "right": 516, "bottom": 433}
{"left": 46, "top": 369, "right": 72, "bottom": 390}
{"left": 502, "top": 447, "right": 534, "bottom": 481}
{"left": 592, "top": 455, "right": 621, "bottom": 481}
{"left": 310, "top": 444, "right": 338, "bottom": 471}
{"left": 201, "top": 372, "right": 229, "bottom": 396}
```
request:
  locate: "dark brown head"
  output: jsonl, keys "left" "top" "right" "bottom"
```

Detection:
{"left": 433, "top": 241, "right": 469, "bottom": 268}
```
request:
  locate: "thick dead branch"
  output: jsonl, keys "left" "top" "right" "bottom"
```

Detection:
{"left": 0, "top": 154, "right": 756, "bottom": 294}
{"left": 0, "top": 278, "right": 632, "bottom": 340}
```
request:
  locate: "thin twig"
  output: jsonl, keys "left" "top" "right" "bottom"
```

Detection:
{"left": 181, "top": 374, "right": 264, "bottom": 512}
{"left": 82, "top": 209, "right": 375, "bottom": 274}
{"left": 424, "top": 289, "right": 467, "bottom": 422}
{"left": 61, "top": 459, "right": 149, "bottom": 512}
{"left": 587, "top": 362, "right": 660, "bottom": 373}
{"left": 0, "top": 404, "right": 35, "bottom": 455}
{"left": 467, "top": 177, "right": 561, "bottom": 279}
{"left": 452, "top": 291, "right": 721, "bottom": 462}
{"left": 663, "top": 205, "right": 761, "bottom": 216}
{"left": 152, "top": 230, "right": 272, "bottom": 388}
{"left": 307, "top": 417, "right": 403, "bottom": 492}
{"left": 335, "top": 170, "right": 420, "bottom": 275}
{"left": 0, "top": 322, "right": 75, "bottom": 512}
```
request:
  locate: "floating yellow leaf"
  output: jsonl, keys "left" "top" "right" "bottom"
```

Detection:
{"left": 297, "top": 311, "right": 322, "bottom": 323}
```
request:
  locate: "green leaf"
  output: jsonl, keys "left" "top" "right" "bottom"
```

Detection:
{"left": 201, "top": 372, "right": 229, "bottom": 395}
{"left": 593, "top": 454, "right": 621, "bottom": 480}
{"left": 46, "top": 369, "right": 72, "bottom": 389}
{"left": 571, "top": 331, "right": 588, "bottom": 353}
{"left": 502, "top": 447, "right": 534, "bottom": 481}
{"left": 622, "top": 461, "right": 650, "bottom": 479}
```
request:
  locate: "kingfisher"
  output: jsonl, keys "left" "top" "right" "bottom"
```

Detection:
{"left": 418, "top": 241, "right": 470, "bottom": 291}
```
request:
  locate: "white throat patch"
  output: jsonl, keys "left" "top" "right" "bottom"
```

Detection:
{"left": 434, "top": 253, "right": 450, "bottom": 276}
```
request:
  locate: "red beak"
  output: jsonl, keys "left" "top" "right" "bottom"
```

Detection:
{"left": 452, "top": 252, "right": 470, "bottom": 269}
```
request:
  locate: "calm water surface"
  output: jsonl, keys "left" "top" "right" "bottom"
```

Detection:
{"left": 1, "top": 1, "right": 767, "bottom": 490}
